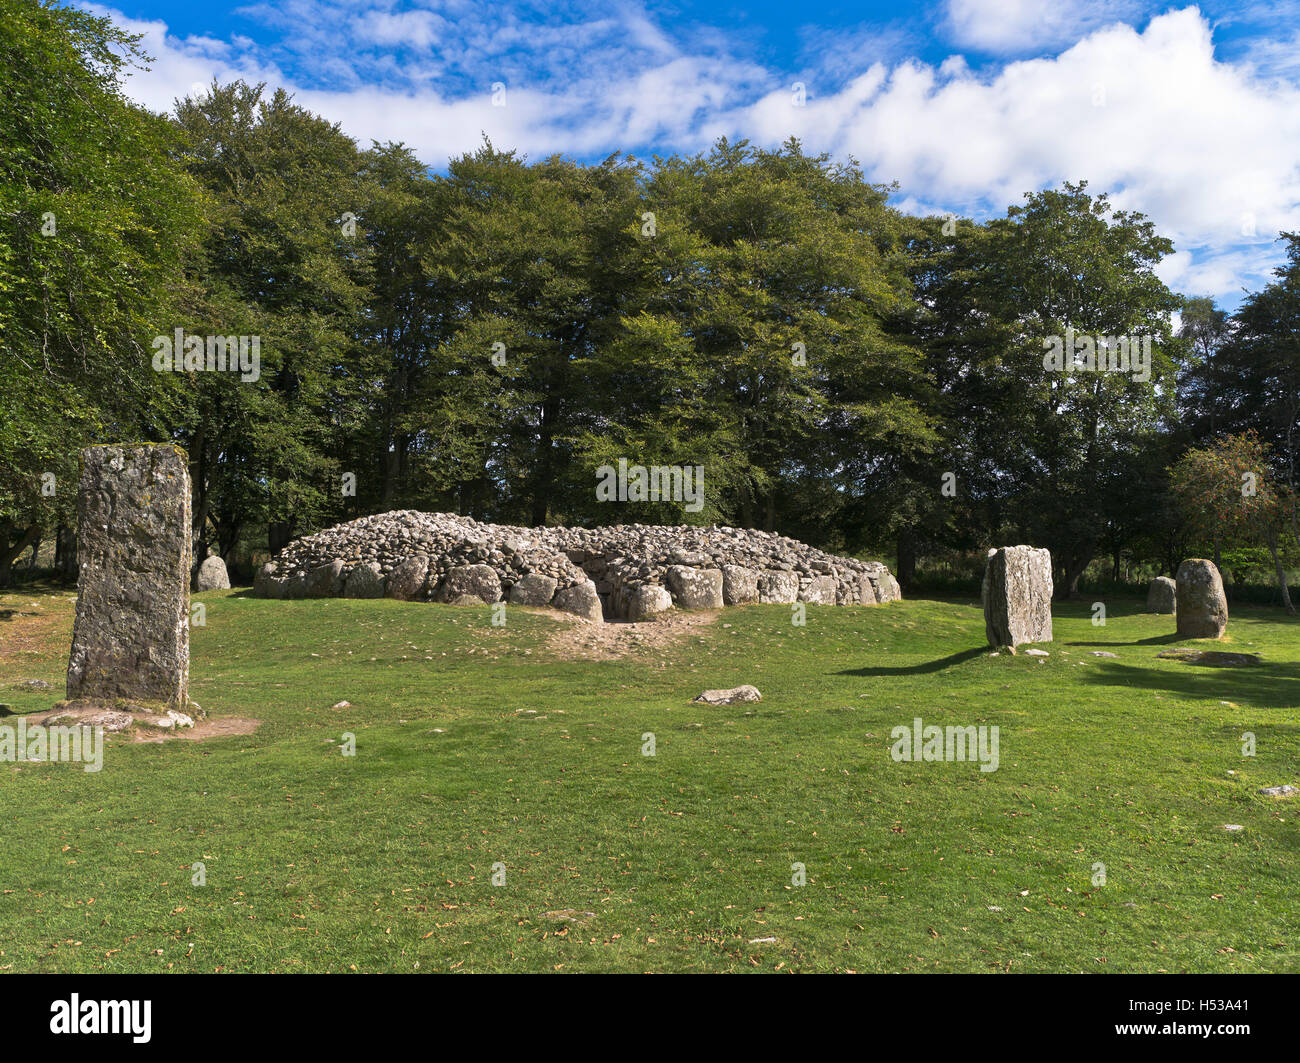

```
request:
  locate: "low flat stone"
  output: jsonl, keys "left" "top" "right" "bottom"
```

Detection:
{"left": 692, "top": 684, "right": 762, "bottom": 705}
{"left": 1258, "top": 785, "right": 1298, "bottom": 798}
{"left": 1024, "top": 648, "right": 1049, "bottom": 657}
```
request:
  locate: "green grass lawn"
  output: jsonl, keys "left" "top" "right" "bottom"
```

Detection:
{"left": 1, "top": 586, "right": 1297, "bottom": 973}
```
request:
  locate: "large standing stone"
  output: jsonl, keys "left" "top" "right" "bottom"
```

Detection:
{"left": 195, "top": 554, "right": 230, "bottom": 591}
{"left": 1146, "top": 575, "right": 1177, "bottom": 614}
{"left": 871, "top": 570, "right": 902, "bottom": 603}
{"left": 66, "top": 444, "right": 191, "bottom": 707}
{"left": 665, "top": 565, "right": 724, "bottom": 609}
{"left": 1176, "top": 559, "right": 1227, "bottom": 638}
{"left": 982, "top": 545, "right": 1053, "bottom": 648}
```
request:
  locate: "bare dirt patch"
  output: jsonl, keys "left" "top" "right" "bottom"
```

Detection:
{"left": 130, "top": 717, "right": 263, "bottom": 743}
{"left": 539, "top": 608, "right": 720, "bottom": 659}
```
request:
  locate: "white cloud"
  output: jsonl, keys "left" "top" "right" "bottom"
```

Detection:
{"left": 943, "top": 0, "right": 1142, "bottom": 53}
{"left": 84, "top": 2, "right": 1300, "bottom": 304}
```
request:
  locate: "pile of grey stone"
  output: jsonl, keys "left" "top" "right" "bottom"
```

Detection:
{"left": 254, "top": 510, "right": 902, "bottom": 623}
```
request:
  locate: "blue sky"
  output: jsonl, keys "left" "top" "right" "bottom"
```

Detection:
{"left": 85, "top": 0, "right": 1300, "bottom": 307}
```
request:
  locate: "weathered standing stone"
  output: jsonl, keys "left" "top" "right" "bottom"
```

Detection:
{"left": 66, "top": 445, "right": 191, "bottom": 707}
{"left": 195, "top": 554, "right": 230, "bottom": 591}
{"left": 1175, "top": 559, "right": 1228, "bottom": 638}
{"left": 1146, "top": 575, "right": 1177, "bottom": 614}
{"left": 552, "top": 580, "right": 603, "bottom": 623}
{"left": 385, "top": 556, "right": 430, "bottom": 601}
{"left": 626, "top": 583, "right": 673, "bottom": 621}
{"left": 721, "top": 565, "right": 759, "bottom": 606}
{"left": 509, "top": 572, "right": 558, "bottom": 606}
{"left": 757, "top": 570, "right": 800, "bottom": 604}
{"left": 858, "top": 574, "right": 880, "bottom": 605}
{"left": 982, "top": 545, "right": 1053, "bottom": 648}
{"left": 438, "top": 563, "right": 501, "bottom": 603}
{"left": 665, "top": 566, "right": 724, "bottom": 609}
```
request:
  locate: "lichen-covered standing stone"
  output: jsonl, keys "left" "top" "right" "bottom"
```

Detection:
{"left": 1175, "top": 559, "right": 1227, "bottom": 638}
{"left": 982, "top": 545, "right": 1053, "bottom": 648}
{"left": 66, "top": 444, "right": 191, "bottom": 707}
{"left": 1146, "top": 575, "right": 1176, "bottom": 614}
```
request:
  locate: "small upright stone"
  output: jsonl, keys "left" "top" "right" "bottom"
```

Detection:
{"left": 1175, "top": 559, "right": 1227, "bottom": 638}
{"left": 196, "top": 554, "right": 230, "bottom": 591}
{"left": 66, "top": 444, "right": 191, "bottom": 707}
{"left": 982, "top": 545, "right": 1053, "bottom": 648}
{"left": 1146, "top": 576, "right": 1176, "bottom": 614}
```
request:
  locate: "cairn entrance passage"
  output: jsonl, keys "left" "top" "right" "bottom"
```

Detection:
{"left": 254, "top": 510, "right": 902, "bottom": 621}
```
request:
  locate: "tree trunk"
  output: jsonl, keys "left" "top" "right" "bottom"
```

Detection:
{"left": 896, "top": 529, "right": 917, "bottom": 587}
{"left": 0, "top": 522, "right": 39, "bottom": 588}
{"left": 1267, "top": 528, "right": 1295, "bottom": 615}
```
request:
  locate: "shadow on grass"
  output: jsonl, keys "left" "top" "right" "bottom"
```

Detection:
{"left": 836, "top": 645, "right": 988, "bottom": 677}
{"left": 1067, "top": 633, "right": 1184, "bottom": 647}
{"left": 1079, "top": 659, "right": 1300, "bottom": 709}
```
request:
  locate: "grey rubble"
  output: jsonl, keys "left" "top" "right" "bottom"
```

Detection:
{"left": 254, "top": 509, "right": 901, "bottom": 621}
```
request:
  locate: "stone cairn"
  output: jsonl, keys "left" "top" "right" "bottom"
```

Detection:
{"left": 1175, "top": 558, "right": 1228, "bottom": 638}
{"left": 254, "top": 510, "right": 902, "bottom": 622}
{"left": 65, "top": 444, "right": 192, "bottom": 711}
{"left": 982, "top": 545, "right": 1053, "bottom": 648}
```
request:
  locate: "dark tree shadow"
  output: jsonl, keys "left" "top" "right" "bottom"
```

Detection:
{"left": 836, "top": 646, "right": 988, "bottom": 677}
{"left": 1067, "top": 633, "right": 1183, "bottom": 647}
{"left": 1078, "top": 659, "right": 1300, "bottom": 709}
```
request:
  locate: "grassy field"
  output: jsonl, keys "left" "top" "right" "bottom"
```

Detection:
{"left": 1, "top": 585, "right": 1297, "bottom": 973}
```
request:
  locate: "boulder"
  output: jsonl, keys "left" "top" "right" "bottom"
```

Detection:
{"left": 196, "top": 555, "right": 230, "bottom": 591}
{"left": 872, "top": 570, "right": 902, "bottom": 603}
{"left": 721, "top": 565, "right": 759, "bottom": 606}
{"left": 982, "top": 545, "right": 1053, "bottom": 648}
{"left": 799, "top": 575, "right": 837, "bottom": 604}
{"left": 552, "top": 580, "right": 603, "bottom": 623}
{"left": 385, "top": 556, "right": 430, "bottom": 601}
{"left": 306, "top": 560, "right": 346, "bottom": 598}
{"left": 437, "top": 563, "right": 501, "bottom": 604}
{"left": 1175, "top": 559, "right": 1227, "bottom": 638}
{"left": 1146, "top": 575, "right": 1176, "bottom": 614}
{"left": 343, "top": 562, "right": 385, "bottom": 599}
{"left": 665, "top": 565, "right": 724, "bottom": 609}
{"left": 757, "top": 570, "right": 800, "bottom": 604}
{"left": 693, "top": 685, "right": 762, "bottom": 705}
{"left": 626, "top": 583, "right": 673, "bottom": 621}
{"left": 509, "top": 572, "right": 558, "bottom": 606}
